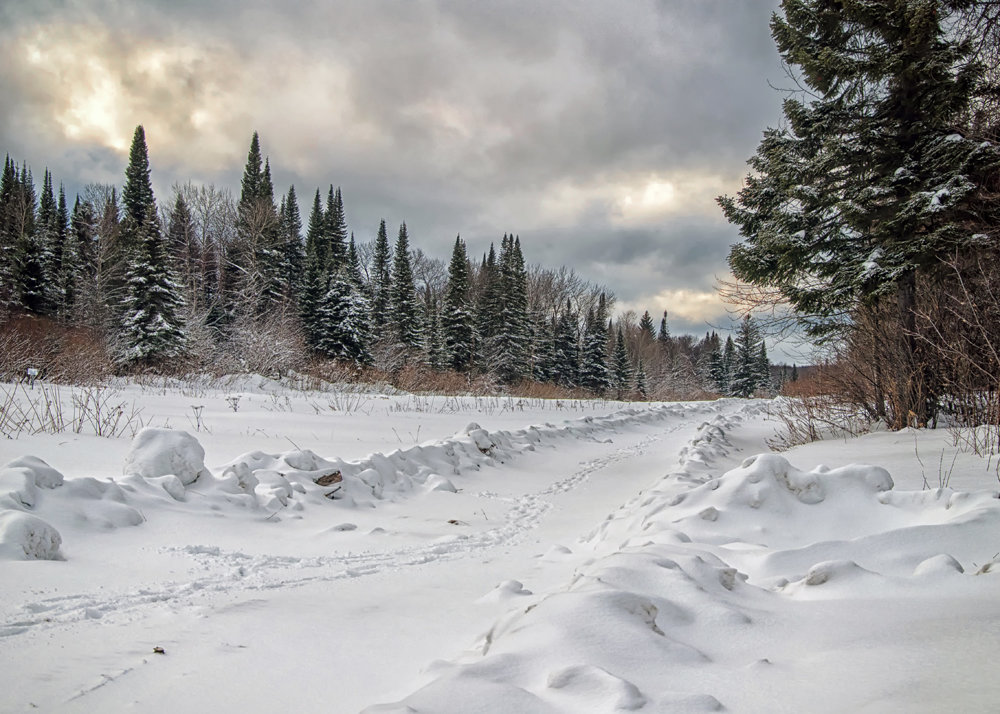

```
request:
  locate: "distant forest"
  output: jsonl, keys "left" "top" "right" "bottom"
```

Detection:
{"left": 0, "top": 128, "right": 778, "bottom": 399}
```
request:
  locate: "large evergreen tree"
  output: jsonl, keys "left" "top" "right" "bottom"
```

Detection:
{"left": 442, "top": 235, "right": 475, "bottom": 371}
{"left": 370, "top": 219, "right": 392, "bottom": 335}
{"left": 389, "top": 222, "right": 422, "bottom": 351}
{"left": 115, "top": 126, "right": 186, "bottom": 367}
{"left": 719, "top": 0, "right": 1000, "bottom": 424}
{"left": 730, "top": 315, "right": 764, "bottom": 398}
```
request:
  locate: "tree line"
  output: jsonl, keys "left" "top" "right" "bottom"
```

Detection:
{"left": 1, "top": 127, "right": 774, "bottom": 398}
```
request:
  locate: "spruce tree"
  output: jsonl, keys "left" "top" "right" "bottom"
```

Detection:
{"left": 634, "top": 359, "right": 649, "bottom": 400}
{"left": 719, "top": 0, "right": 1000, "bottom": 424}
{"left": 442, "top": 235, "right": 475, "bottom": 371}
{"left": 370, "top": 219, "right": 392, "bottom": 335}
{"left": 551, "top": 300, "right": 580, "bottom": 388}
{"left": 730, "top": 315, "right": 762, "bottom": 398}
{"left": 612, "top": 327, "right": 631, "bottom": 399}
{"left": 721, "top": 335, "right": 735, "bottom": 395}
{"left": 638, "top": 310, "right": 655, "bottom": 344}
{"left": 12, "top": 165, "right": 45, "bottom": 314}
{"left": 389, "top": 222, "right": 421, "bottom": 351}
{"left": 115, "top": 126, "right": 186, "bottom": 367}
{"left": 578, "top": 294, "right": 611, "bottom": 395}
{"left": 300, "top": 189, "right": 326, "bottom": 349}
{"left": 475, "top": 243, "right": 501, "bottom": 367}
{"left": 492, "top": 234, "right": 530, "bottom": 383}
{"left": 325, "top": 187, "right": 348, "bottom": 272}
{"left": 279, "top": 185, "right": 304, "bottom": 301}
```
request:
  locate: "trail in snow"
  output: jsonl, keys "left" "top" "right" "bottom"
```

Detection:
{"left": 0, "top": 401, "right": 734, "bottom": 645}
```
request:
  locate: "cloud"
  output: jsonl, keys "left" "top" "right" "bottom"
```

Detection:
{"left": 0, "top": 0, "right": 783, "bottom": 336}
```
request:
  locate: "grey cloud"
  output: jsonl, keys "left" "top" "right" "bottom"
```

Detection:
{"left": 0, "top": 0, "right": 783, "bottom": 339}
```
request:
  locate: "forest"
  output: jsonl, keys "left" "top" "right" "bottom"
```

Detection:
{"left": 0, "top": 129, "right": 776, "bottom": 400}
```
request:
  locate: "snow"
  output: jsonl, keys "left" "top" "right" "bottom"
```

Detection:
{"left": 1, "top": 379, "right": 999, "bottom": 712}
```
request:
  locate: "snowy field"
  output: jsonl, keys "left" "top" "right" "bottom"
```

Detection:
{"left": 1, "top": 377, "right": 999, "bottom": 713}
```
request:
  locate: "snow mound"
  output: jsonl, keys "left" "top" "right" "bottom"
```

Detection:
{"left": 4, "top": 455, "right": 65, "bottom": 489}
{"left": 0, "top": 457, "right": 65, "bottom": 510}
{"left": 123, "top": 427, "right": 209, "bottom": 486}
{"left": 0, "top": 510, "right": 63, "bottom": 560}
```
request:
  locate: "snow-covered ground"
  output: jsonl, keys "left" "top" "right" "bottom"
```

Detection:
{"left": 1, "top": 378, "right": 998, "bottom": 713}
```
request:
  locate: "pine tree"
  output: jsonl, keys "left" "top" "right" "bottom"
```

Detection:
{"left": 492, "top": 234, "right": 530, "bottom": 383}
{"left": 756, "top": 341, "right": 771, "bottom": 395}
{"left": 114, "top": 125, "right": 186, "bottom": 367}
{"left": 11, "top": 165, "right": 45, "bottom": 314}
{"left": 578, "top": 294, "right": 611, "bottom": 395}
{"left": 235, "top": 133, "right": 282, "bottom": 313}
{"left": 315, "top": 275, "right": 371, "bottom": 364}
{"left": 721, "top": 335, "right": 735, "bottom": 395}
{"left": 325, "top": 187, "right": 348, "bottom": 272}
{"left": 442, "top": 235, "right": 475, "bottom": 371}
{"left": 279, "top": 185, "right": 304, "bottom": 301}
{"left": 634, "top": 359, "right": 649, "bottom": 400}
{"left": 389, "top": 222, "right": 421, "bottom": 351}
{"left": 424, "top": 300, "right": 446, "bottom": 371}
{"left": 345, "top": 233, "right": 364, "bottom": 289}
{"left": 719, "top": 0, "right": 1000, "bottom": 424}
{"left": 638, "top": 310, "right": 655, "bottom": 344}
{"left": 475, "top": 243, "right": 501, "bottom": 367}
{"left": 370, "top": 219, "right": 392, "bottom": 335}
{"left": 300, "top": 189, "right": 326, "bottom": 349}
{"left": 168, "top": 192, "right": 200, "bottom": 312}
{"left": 612, "top": 327, "right": 631, "bottom": 399}
{"left": 551, "top": 300, "right": 579, "bottom": 388}
{"left": 730, "top": 315, "right": 762, "bottom": 398}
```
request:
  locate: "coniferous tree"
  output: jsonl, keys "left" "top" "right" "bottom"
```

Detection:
{"left": 235, "top": 134, "right": 282, "bottom": 313}
{"left": 551, "top": 299, "right": 579, "bottom": 388}
{"left": 115, "top": 125, "right": 186, "bottom": 366}
{"left": 325, "top": 187, "right": 348, "bottom": 273}
{"left": 756, "top": 341, "right": 771, "bottom": 395}
{"left": 442, "top": 235, "right": 475, "bottom": 371}
{"left": 0, "top": 156, "right": 16, "bottom": 305}
{"left": 612, "top": 326, "right": 631, "bottom": 399}
{"left": 345, "top": 233, "right": 364, "bottom": 289}
{"left": 492, "top": 234, "right": 530, "bottom": 383}
{"left": 370, "top": 219, "right": 392, "bottom": 335}
{"left": 708, "top": 340, "right": 726, "bottom": 394}
{"left": 721, "top": 335, "right": 735, "bottom": 395}
{"left": 634, "top": 359, "right": 649, "bottom": 400}
{"left": 578, "top": 294, "right": 611, "bottom": 395}
{"left": 168, "top": 192, "right": 200, "bottom": 312}
{"left": 66, "top": 195, "right": 96, "bottom": 319}
{"left": 389, "top": 222, "right": 421, "bottom": 351}
{"left": 475, "top": 243, "right": 501, "bottom": 367}
{"left": 730, "top": 315, "right": 763, "bottom": 398}
{"left": 638, "top": 310, "right": 655, "bottom": 344}
{"left": 424, "top": 300, "right": 446, "bottom": 371}
{"left": 279, "top": 185, "right": 304, "bottom": 301}
{"left": 300, "top": 190, "right": 326, "bottom": 349}
{"left": 719, "top": 0, "right": 1000, "bottom": 425}
{"left": 12, "top": 165, "right": 45, "bottom": 314}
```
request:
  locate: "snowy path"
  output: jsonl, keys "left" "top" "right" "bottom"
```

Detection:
{"left": 0, "top": 399, "right": 749, "bottom": 713}
{"left": 5, "top": 393, "right": 998, "bottom": 714}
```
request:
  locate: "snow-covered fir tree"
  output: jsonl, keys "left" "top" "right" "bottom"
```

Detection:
{"left": 114, "top": 126, "right": 186, "bottom": 367}
{"left": 730, "top": 315, "right": 766, "bottom": 398}
{"left": 442, "top": 235, "right": 475, "bottom": 371}
{"left": 370, "top": 219, "right": 392, "bottom": 335}
{"left": 389, "top": 222, "right": 422, "bottom": 352}
{"left": 611, "top": 326, "right": 631, "bottom": 399}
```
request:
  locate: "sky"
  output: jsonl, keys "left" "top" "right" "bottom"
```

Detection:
{"left": 0, "top": 0, "right": 789, "bottom": 351}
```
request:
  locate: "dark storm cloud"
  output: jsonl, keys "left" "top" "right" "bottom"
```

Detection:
{"left": 0, "top": 0, "right": 784, "bottom": 336}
